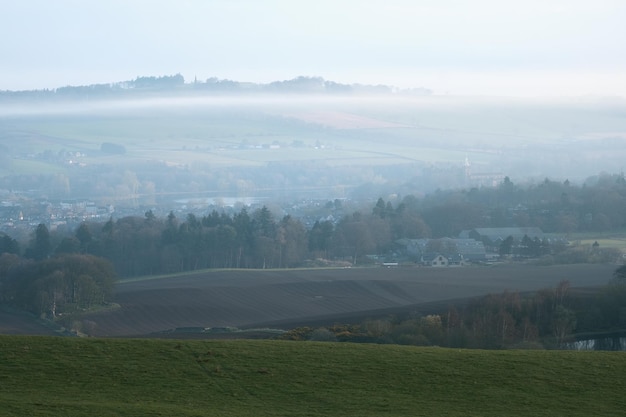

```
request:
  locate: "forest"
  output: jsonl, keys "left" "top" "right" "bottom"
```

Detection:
{"left": 0, "top": 253, "right": 116, "bottom": 323}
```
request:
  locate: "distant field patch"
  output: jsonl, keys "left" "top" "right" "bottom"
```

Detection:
{"left": 578, "top": 238, "right": 626, "bottom": 251}
{"left": 569, "top": 232, "right": 626, "bottom": 252}
{"left": 580, "top": 131, "right": 626, "bottom": 140}
{"left": 284, "top": 111, "right": 411, "bottom": 129}
{"left": 8, "top": 158, "right": 66, "bottom": 175}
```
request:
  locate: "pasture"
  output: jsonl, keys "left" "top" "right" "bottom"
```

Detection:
{"left": 83, "top": 264, "right": 615, "bottom": 337}
{"left": 569, "top": 232, "right": 626, "bottom": 253}
{"left": 1, "top": 335, "right": 625, "bottom": 416}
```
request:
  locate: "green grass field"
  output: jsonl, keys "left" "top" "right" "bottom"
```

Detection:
{"left": 580, "top": 238, "right": 626, "bottom": 251}
{"left": 567, "top": 232, "right": 626, "bottom": 254}
{"left": 1, "top": 336, "right": 625, "bottom": 416}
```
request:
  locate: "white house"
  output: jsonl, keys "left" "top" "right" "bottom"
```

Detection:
{"left": 426, "top": 254, "right": 449, "bottom": 267}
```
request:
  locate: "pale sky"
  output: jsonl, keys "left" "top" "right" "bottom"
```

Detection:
{"left": 1, "top": 0, "right": 625, "bottom": 97}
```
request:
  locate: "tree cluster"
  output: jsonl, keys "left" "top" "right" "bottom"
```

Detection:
{"left": 73, "top": 208, "right": 310, "bottom": 276}
{"left": 39, "top": 202, "right": 429, "bottom": 277}
{"left": 0, "top": 253, "right": 116, "bottom": 318}
{"left": 0, "top": 75, "right": 409, "bottom": 102}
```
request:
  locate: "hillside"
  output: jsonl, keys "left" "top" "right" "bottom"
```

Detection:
{"left": 1, "top": 336, "right": 625, "bottom": 416}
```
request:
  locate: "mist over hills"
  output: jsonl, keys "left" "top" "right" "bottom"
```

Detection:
{"left": 0, "top": 74, "right": 625, "bottom": 218}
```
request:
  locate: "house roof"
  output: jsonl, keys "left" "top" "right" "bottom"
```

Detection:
{"left": 454, "top": 238, "right": 487, "bottom": 258}
{"left": 468, "top": 227, "right": 543, "bottom": 242}
{"left": 396, "top": 238, "right": 486, "bottom": 260}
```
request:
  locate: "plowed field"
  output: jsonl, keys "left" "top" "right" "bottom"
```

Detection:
{"left": 0, "top": 310, "right": 58, "bottom": 336}
{"left": 82, "top": 263, "right": 615, "bottom": 337}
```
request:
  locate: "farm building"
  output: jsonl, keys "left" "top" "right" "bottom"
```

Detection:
{"left": 459, "top": 227, "right": 544, "bottom": 252}
{"left": 425, "top": 254, "right": 449, "bottom": 267}
{"left": 460, "top": 227, "right": 543, "bottom": 242}
{"left": 394, "top": 238, "right": 487, "bottom": 265}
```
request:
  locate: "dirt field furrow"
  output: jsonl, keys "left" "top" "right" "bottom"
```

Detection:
{"left": 74, "top": 263, "right": 616, "bottom": 337}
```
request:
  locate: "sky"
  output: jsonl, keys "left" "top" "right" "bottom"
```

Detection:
{"left": 2, "top": 0, "right": 625, "bottom": 97}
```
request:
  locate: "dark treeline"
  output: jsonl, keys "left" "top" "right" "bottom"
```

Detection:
{"left": 417, "top": 174, "right": 626, "bottom": 236}
{"left": 1, "top": 204, "right": 427, "bottom": 277}
{"left": 0, "top": 75, "right": 420, "bottom": 102}
{"left": 283, "top": 271, "right": 626, "bottom": 349}
{"left": 2, "top": 173, "right": 626, "bottom": 278}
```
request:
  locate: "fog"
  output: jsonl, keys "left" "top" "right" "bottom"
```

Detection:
{"left": 1, "top": 86, "right": 625, "bottom": 212}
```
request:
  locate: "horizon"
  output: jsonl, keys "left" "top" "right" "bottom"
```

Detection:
{"left": 3, "top": 72, "right": 625, "bottom": 102}
{"left": 2, "top": 1, "right": 625, "bottom": 98}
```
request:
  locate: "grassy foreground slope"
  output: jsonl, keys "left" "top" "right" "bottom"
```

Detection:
{"left": 1, "top": 336, "right": 625, "bottom": 417}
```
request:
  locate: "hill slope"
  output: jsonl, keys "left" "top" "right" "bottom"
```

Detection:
{"left": 1, "top": 336, "right": 625, "bottom": 417}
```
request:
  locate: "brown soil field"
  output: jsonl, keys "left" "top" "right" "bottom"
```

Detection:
{"left": 0, "top": 309, "right": 58, "bottom": 336}
{"left": 78, "top": 263, "right": 615, "bottom": 337}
